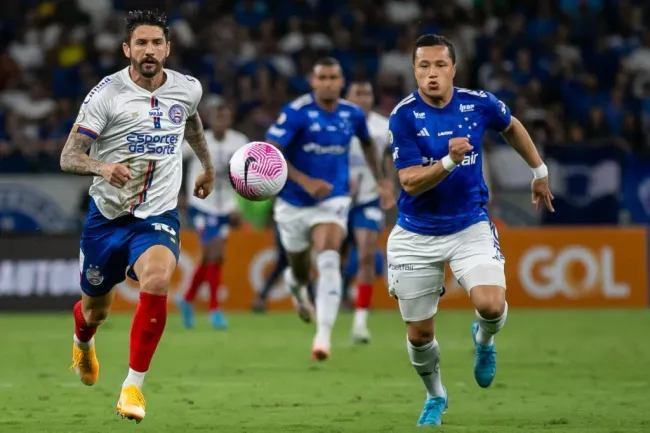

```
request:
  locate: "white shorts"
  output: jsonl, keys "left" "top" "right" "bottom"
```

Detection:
{"left": 387, "top": 221, "right": 506, "bottom": 322}
{"left": 274, "top": 197, "right": 351, "bottom": 253}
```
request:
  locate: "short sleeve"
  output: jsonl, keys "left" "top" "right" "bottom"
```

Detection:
{"left": 73, "top": 89, "right": 111, "bottom": 140}
{"left": 265, "top": 107, "right": 303, "bottom": 148}
{"left": 185, "top": 75, "right": 203, "bottom": 117}
{"left": 353, "top": 108, "right": 370, "bottom": 141}
{"left": 376, "top": 118, "right": 391, "bottom": 151}
{"left": 389, "top": 110, "right": 422, "bottom": 170}
{"left": 486, "top": 92, "right": 512, "bottom": 132}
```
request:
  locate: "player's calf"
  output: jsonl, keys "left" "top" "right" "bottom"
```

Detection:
{"left": 71, "top": 295, "right": 110, "bottom": 386}
{"left": 117, "top": 246, "right": 175, "bottom": 422}
{"left": 351, "top": 243, "right": 376, "bottom": 344}
{"left": 312, "top": 249, "right": 343, "bottom": 360}
{"left": 469, "top": 283, "right": 508, "bottom": 388}
{"left": 406, "top": 319, "right": 447, "bottom": 426}
{"left": 284, "top": 250, "right": 314, "bottom": 324}
{"left": 284, "top": 267, "right": 314, "bottom": 323}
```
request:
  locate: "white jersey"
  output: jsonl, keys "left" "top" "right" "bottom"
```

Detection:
{"left": 73, "top": 67, "right": 202, "bottom": 219}
{"left": 349, "top": 111, "right": 390, "bottom": 205}
{"left": 183, "top": 129, "right": 249, "bottom": 215}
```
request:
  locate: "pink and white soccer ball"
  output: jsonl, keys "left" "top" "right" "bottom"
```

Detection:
{"left": 228, "top": 141, "right": 288, "bottom": 201}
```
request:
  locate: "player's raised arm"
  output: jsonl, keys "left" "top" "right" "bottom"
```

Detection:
{"left": 266, "top": 108, "right": 332, "bottom": 199}
{"left": 185, "top": 112, "right": 215, "bottom": 199}
{"left": 390, "top": 109, "right": 470, "bottom": 196}
{"left": 493, "top": 95, "right": 554, "bottom": 212}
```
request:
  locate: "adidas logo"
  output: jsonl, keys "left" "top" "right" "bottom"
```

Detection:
{"left": 417, "top": 128, "right": 430, "bottom": 137}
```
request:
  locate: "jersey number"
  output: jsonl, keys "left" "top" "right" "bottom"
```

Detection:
{"left": 152, "top": 223, "right": 177, "bottom": 236}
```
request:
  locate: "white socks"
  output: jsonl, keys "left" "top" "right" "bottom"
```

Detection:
{"left": 122, "top": 368, "right": 146, "bottom": 389}
{"left": 73, "top": 334, "right": 93, "bottom": 351}
{"left": 407, "top": 337, "right": 445, "bottom": 398}
{"left": 314, "top": 250, "right": 342, "bottom": 345}
{"left": 476, "top": 302, "right": 508, "bottom": 346}
{"left": 283, "top": 267, "right": 304, "bottom": 293}
{"left": 353, "top": 308, "right": 368, "bottom": 330}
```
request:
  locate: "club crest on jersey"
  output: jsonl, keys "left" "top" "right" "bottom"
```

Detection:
{"left": 86, "top": 265, "right": 104, "bottom": 286}
{"left": 168, "top": 104, "right": 185, "bottom": 125}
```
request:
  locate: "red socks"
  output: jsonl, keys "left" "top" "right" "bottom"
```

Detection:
{"left": 355, "top": 283, "right": 373, "bottom": 309}
{"left": 205, "top": 264, "right": 222, "bottom": 311}
{"left": 73, "top": 300, "right": 97, "bottom": 343}
{"left": 184, "top": 264, "right": 206, "bottom": 302}
{"left": 184, "top": 263, "right": 222, "bottom": 310}
{"left": 129, "top": 292, "right": 167, "bottom": 373}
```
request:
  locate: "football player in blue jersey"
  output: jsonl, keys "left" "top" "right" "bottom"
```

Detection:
{"left": 387, "top": 34, "right": 554, "bottom": 426}
{"left": 265, "top": 58, "right": 394, "bottom": 361}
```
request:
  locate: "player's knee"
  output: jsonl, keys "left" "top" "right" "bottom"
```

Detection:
{"left": 357, "top": 246, "right": 375, "bottom": 270}
{"left": 139, "top": 268, "right": 172, "bottom": 295}
{"left": 406, "top": 324, "right": 435, "bottom": 347}
{"left": 203, "top": 251, "right": 224, "bottom": 265}
{"left": 471, "top": 285, "right": 506, "bottom": 319}
{"left": 86, "top": 309, "right": 109, "bottom": 327}
{"left": 203, "top": 241, "right": 224, "bottom": 264}
{"left": 316, "top": 250, "right": 341, "bottom": 275}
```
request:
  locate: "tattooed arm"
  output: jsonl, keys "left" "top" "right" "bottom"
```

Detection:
{"left": 60, "top": 132, "right": 102, "bottom": 176}
{"left": 60, "top": 131, "right": 131, "bottom": 188}
{"left": 184, "top": 113, "right": 214, "bottom": 171}
{"left": 185, "top": 113, "right": 215, "bottom": 198}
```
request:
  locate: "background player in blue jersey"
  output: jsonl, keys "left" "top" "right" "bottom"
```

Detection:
{"left": 265, "top": 58, "right": 393, "bottom": 361}
{"left": 387, "top": 35, "right": 555, "bottom": 426}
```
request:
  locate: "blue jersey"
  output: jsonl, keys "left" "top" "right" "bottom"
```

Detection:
{"left": 389, "top": 88, "right": 511, "bottom": 236}
{"left": 265, "top": 93, "right": 370, "bottom": 207}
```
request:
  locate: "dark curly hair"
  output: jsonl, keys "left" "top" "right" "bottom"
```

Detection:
{"left": 124, "top": 9, "right": 169, "bottom": 43}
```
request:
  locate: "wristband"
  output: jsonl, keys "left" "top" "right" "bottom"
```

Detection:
{"left": 441, "top": 155, "right": 457, "bottom": 172}
{"left": 532, "top": 163, "right": 548, "bottom": 179}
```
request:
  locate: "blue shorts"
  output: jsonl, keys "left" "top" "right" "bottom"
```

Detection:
{"left": 79, "top": 199, "right": 180, "bottom": 297}
{"left": 348, "top": 199, "right": 383, "bottom": 233}
{"left": 188, "top": 207, "right": 230, "bottom": 244}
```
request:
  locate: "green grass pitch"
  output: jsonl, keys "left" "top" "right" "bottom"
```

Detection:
{"left": 0, "top": 309, "right": 649, "bottom": 432}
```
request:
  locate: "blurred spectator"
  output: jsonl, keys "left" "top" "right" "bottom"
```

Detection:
{"left": 0, "top": 0, "right": 646, "bottom": 226}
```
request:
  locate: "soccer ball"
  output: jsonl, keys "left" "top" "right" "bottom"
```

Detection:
{"left": 228, "top": 141, "right": 288, "bottom": 201}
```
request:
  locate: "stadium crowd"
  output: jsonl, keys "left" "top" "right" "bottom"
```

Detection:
{"left": 0, "top": 0, "right": 648, "bottom": 174}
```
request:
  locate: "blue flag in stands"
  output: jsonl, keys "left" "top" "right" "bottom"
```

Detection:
{"left": 543, "top": 144, "right": 623, "bottom": 225}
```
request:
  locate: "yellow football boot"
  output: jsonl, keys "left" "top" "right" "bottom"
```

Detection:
{"left": 70, "top": 342, "right": 99, "bottom": 386}
{"left": 116, "top": 385, "right": 146, "bottom": 423}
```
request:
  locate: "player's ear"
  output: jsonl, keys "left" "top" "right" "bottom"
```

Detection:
{"left": 166, "top": 41, "right": 171, "bottom": 58}
{"left": 122, "top": 42, "right": 130, "bottom": 59}
{"left": 452, "top": 63, "right": 457, "bottom": 79}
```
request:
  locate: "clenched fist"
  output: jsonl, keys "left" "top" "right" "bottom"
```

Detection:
{"left": 194, "top": 170, "right": 215, "bottom": 199}
{"left": 303, "top": 177, "right": 333, "bottom": 200}
{"left": 448, "top": 137, "right": 474, "bottom": 164}
{"left": 99, "top": 163, "right": 131, "bottom": 188}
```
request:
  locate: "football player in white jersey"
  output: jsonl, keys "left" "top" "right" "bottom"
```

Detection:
{"left": 344, "top": 81, "right": 395, "bottom": 343}
{"left": 176, "top": 100, "right": 248, "bottom": 330}
{"left": 60, "top": 10, "right": 214, "bottom": 423}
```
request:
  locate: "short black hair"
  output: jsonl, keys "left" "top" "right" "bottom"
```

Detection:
{"left": 313, "top": 57, "right": 340, "bottom": 68}
{"left": 125, "top": 10, "right": 169, "bottom": 43}
{"left": 413, "top": 34, "right": 456, "bottom": 64}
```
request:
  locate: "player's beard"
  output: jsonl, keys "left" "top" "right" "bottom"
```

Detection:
{"left": 135, "top": 56, "right": 164, "bottom": 78}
